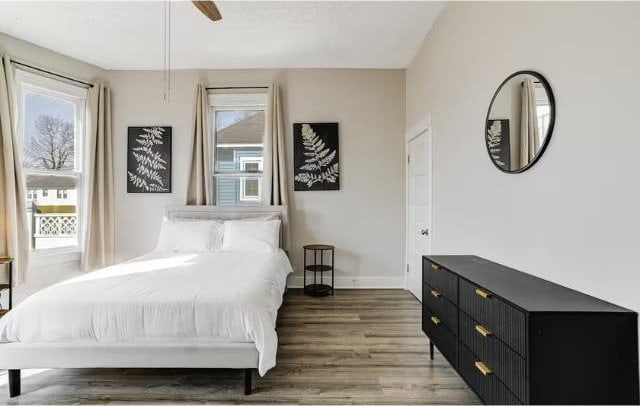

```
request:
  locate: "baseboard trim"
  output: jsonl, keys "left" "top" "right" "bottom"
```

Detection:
{"left": 287, "top": 276, "right": 405, "bottom": 289}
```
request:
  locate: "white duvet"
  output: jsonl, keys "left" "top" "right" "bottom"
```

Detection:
{"left": 0, "top": 250, "right": 293, "bottom": 376}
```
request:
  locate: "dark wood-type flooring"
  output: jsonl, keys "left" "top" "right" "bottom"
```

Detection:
{"left": 0, "top": 289, "right": 480, "bottom": 404}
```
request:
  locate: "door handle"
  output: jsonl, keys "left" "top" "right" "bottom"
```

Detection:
{"left": 421, "top": 229, "right": 429, "bottom": 236}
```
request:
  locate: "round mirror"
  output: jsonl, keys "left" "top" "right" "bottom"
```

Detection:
{"left": 485, "top": 71, "right": 555, "bottom": 173}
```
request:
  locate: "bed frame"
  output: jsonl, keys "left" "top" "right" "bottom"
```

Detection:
{"left": 0, "top": 205, "right": 290, "bottom": 398}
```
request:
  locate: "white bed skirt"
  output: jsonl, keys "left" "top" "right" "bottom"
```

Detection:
{"left": 0, "top": 341, "right": 259, "bottom": 370}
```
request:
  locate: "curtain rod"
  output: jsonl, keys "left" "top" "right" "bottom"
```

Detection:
{"left": 206, "top": 86, "right": 268, "bottom": 90}
{"left": 12, "top": 61, "right": 94, "bottom": 88}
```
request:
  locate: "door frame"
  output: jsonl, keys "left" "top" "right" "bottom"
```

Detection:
{"left": 405, "top": 113, "right": 433, "bottom": 300}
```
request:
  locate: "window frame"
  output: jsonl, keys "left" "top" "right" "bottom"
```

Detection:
{"left": 238, "top": 156, "right": 263, "bottom": 202}
{"left": 209, "top": 91, "right": 267, "bottom": 205}
{"left": 15, "top": 69, "right": 87, "bottom": 259}
{"left": 534, "top": 84, "right": 551, "bottom": 147}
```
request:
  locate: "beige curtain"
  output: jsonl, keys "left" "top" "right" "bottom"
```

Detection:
{"left": 186, "top": 84, "right": 212, "bottom": 205}
{"left": 520, "top": 77, "right": 540, "bottom": 166}
{"left": 263, "top": 83, "right": 288, "bottom": 206}
{"left": 0, "top": 56, "right": 29, "bottom": 283}
{"left": 81, "top": 84, "right": 114, "bottom": 270}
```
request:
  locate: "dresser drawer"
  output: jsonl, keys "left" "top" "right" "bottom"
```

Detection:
{"left": 422, "top": 307, "right": 457, "bottom": 366}
{"left": 459, "top": 310, "right": 527, "bottom": 402}
{"left": 423, "top": 282, "right": 458, "bottom": 336}
{"left": 459, "top": 279, "right": 527, "bottom": 356}
{"left": 422, "top": 258, "right": 458, "bottom": 302}
{"left": 458, "top": 343, "right": 522, "bottom": 405}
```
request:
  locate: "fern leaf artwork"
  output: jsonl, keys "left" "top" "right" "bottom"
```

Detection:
{"left": 293, "top": 123, "right": 340, "bottom": 191}
{"left": 486, "top": 119, "right": 510, "bottom": 170}
{"left": 127, "top": 126, "right": 172, "bottom": 193}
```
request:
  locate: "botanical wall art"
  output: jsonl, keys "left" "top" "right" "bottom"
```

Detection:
{"left": 293, "top": 122, "right": 340, "bottom": 191}
{"left": 127, "top": 126, "right": 172, "bottom": 193}
{"left": 486, "top": 119, "right": 510, "bottom": 170}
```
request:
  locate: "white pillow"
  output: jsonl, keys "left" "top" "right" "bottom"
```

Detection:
{"left": 155, "top": 220, "right": 224, "bottom": 253}
{"left": 222, "top": 220, "right": 281, "bottom": 253}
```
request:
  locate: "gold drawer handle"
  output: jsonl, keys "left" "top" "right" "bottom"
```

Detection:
{"left": 430, "top": 290, "right": 441, "bottom": 298}
{"left": 431, "top": 263, "right": 440, "bottom": 271}
{"left": 474, "top": 361, "right": 492, "bottom": 376}
{"left": 475, "top": 324, "right": 492, "bottom": 337}
{"left": 475, "top": 288, "right": 490, "bottom": 299}
{"left": 430, "top": 316, "right": 441, "bottom": 325}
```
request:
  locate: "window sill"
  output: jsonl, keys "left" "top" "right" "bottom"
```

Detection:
{"left": 30, "top": 248, "right": 81, "bottom": 268}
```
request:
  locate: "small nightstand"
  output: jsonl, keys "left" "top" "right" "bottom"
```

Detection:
{"left": 0, "top": 256, "right": 13, "bottom": 317}
{"left": 303, "top": 244, "right": 334, "bottom": 296}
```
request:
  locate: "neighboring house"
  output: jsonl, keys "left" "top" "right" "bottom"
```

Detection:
{"left": 215, "top": 112, "right": 264, "bottom": 206}
{"left": 26, "top": 174, "right": 78, "bottom": 250}
{"left": 27, "top": 188, "right": 77, "bottom": 206}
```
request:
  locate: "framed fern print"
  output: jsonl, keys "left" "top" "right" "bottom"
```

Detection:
{"left": 127, "top": 126, "right": 172, "bottom": 193}
{"left": 486, "top": 119, "right": 510, "bottom": 170}
{"left": 293, "top": 122, "right": 339, "bottom": 191}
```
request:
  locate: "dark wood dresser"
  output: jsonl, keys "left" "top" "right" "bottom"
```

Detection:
{"left": 422, "top": 255, "right": 639, "bottom": 405}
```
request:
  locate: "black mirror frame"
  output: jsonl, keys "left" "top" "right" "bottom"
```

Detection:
{"left": 485, "top": 70, "right": 556, "bottom": 174}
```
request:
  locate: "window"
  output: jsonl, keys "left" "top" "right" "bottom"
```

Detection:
{"left": 16, "top": 70, "right": 87, "bottom": 251}
{"left": 239, "top": 157, "right": 263, "bottom": 202}
{"left": 535, "top": 85, "right": 551, "bottom": 147}
{"left": 210, "top": 92, "right": 267, "bottom": 206}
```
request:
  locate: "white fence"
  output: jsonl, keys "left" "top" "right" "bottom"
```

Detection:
{"left": 33, "top": 213, "right": 77, "bottom": 237}
{"left": 30, "top": 213, "right": 77, "bottom": 250}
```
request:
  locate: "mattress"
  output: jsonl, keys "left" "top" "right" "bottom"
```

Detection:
{"left": 0, "top": 250, "right": 293, "bottom": 376}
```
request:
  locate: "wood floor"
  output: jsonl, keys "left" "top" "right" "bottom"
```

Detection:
{"left": 0, "top": 289, "right": 480, "bottom": 404}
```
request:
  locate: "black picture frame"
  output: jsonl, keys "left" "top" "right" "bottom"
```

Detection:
{"left": 486, "top": 119, "right": 511, "bottom": 171}
{"left": 127, "top": 126, "right": 172, "bottom": 193}
{"left": 293, "top": 122, "right": 340, "bottom": 191}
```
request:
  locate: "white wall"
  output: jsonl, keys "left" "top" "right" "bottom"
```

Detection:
{"left": 406, "top": 2, "right": 640, "bottom": 313}
{"left": 0, "top": 32, "right": 105, "bottom": 84}
{"left": 110, "top": 69, "right": 406, "bottom": 287}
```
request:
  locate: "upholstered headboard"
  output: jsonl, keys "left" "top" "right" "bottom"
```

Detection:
{"left": 164, "top": 205, "right": 290, "bottom": 252}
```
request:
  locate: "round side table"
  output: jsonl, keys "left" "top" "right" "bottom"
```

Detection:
{"left": 303, "top": 244, "right": 334, "bottom": 296}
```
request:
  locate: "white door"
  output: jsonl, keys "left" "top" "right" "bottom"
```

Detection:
{"left": 406, "top": 128, "right": 431, "bottom": 301}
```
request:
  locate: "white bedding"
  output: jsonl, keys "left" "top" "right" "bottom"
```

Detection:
{"left": 0, "top": 250, "right": 293, "bottom": 376}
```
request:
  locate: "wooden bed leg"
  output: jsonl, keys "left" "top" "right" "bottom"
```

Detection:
{"left": 243, "top": 368, "right": 252, "bottom": 395}
{"left": 8, "top": 369, "right": 20, "bottom": 398}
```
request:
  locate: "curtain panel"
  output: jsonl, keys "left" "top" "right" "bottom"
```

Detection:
{"left": 81, "top": 84, "right": 114, "bottom": 270}
{"left": 186, "top": 84, "right": 212, "bottom": 205}
{"left": 0, "top": 55, "right": 29, "bottom": 283}
{"left": 520, "top": 77, "right": 540, "bottom": 166}
{"left": 263, "top": 83, "right": 288, "bottom": 206}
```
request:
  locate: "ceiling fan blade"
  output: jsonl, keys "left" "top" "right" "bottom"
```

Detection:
{"left": 192, "top": 1, "right": 222, "bottom": 22}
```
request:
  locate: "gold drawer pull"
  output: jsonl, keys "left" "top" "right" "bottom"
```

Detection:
{"left": 431, "top": 263, "right": 440, "bottom": 271}
{"left": 430, "top": 316, "right": 441, "bottom": 325}
{"left": 474, "top": 361, "right": 492, "bottom": 376}
{"left": 475, "top": 288, "right": 490, "bottom": 299}
{"left": 430, "top": 290, "right": 441, "bottom": 298}
{"left": 475, "top": 324, "right": 492, "bottom": 337}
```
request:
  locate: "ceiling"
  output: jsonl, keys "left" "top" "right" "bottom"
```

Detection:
{"left": 0, "top": 1, "right": 445, "bottom": 70}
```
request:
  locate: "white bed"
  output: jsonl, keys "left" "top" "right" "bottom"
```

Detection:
{"left": 0, "top": 206, "right": 292, "bottom": 397}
